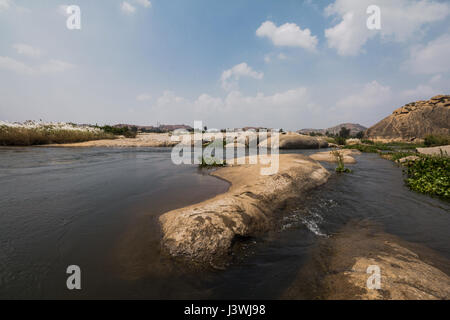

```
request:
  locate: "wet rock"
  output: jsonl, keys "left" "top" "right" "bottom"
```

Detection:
{"left": 283, "top": 221, "right": 450, "bottom": 300}
{"left": 159, "top": 154, "right": 330, "bottom": 267}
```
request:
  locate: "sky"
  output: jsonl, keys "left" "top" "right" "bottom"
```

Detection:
{"left": 0, "top": 0, "right": 449, "bottom": 130}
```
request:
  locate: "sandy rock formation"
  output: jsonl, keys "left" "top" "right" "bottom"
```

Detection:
{"left": 366, "top": 95, "right": 450, "bottom": 141}
{"left": 310, "top": 149, "right": 360, "bottom": 164}
{"left": 159, "top": 154, "right": 330, "bottom": 266}
{"left": 346, "top": 138, "right": 361, "bottom": 145}
{"left": 46, "top": 133, "right": 182, "bottom": 147}
{"left": 259, "top": 133, "right": 328, "bottom": 149}
{"left": 416, "top": 145, "right": 450, "bottom": 156}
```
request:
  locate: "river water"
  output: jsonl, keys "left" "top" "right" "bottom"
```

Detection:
{"left": 0, "top": 147, "right": 449, "bottom": 299}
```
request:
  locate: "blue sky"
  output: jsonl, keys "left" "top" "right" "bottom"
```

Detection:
{"left": 1, "top": 0, "right": 449, "bottom": 130}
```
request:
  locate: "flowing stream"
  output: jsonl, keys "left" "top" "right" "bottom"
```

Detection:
{"left": 0, "top": 147, "right": 449, "bottom": 299}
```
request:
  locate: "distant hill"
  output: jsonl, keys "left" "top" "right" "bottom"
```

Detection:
{"left": 113, "top": 124, "right": 193, "bottom": 132}
{"left": 366, "top": 95, "right": 450, "bottom": 140}
{"left": 298, "top": 123, "right": 367, "bottom": 136}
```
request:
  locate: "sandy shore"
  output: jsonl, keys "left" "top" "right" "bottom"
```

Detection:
{"left": 43, "top": 133, "right": 179, "bottom": 148}
{"left": 159, "top": 154, "right": 330, "bottom": 267}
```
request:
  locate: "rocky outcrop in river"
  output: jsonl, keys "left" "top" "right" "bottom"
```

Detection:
{"left": 284, "top": 221, "right": 450, "bottom": 300}
{"left": 366, "top": 95, "right": 450, "bottom": 141}
{"left": 159, "top": 154, "right": 330, "bottom": 267}
{"left": 310, "top": 149, "right": 361, "bottom": 164}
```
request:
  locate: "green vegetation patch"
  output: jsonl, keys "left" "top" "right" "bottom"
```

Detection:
{"left": 403, "top": 155, "right": 449, "bottom": 201}
{"left": 98, "top": 125, "right": 137, "bottom": 138}
{"left": 198, "top": 156, "right": 226, "bottom": 168}
{"left": 424, "top": 134, "right": 450, "bottom": 147}
{"left": 332, "top": 150, "right": 352, "bottom": 173}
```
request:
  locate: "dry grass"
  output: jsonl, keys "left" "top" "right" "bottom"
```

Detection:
{"left": 0, "top": 126, "right": 115, "bottom": 146}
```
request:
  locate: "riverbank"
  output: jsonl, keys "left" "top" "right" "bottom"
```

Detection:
{"left": 159, "top": 154, "right": 330, "bottom": 268}
{"left": 338, "top": 142, "right": 450, "bottom": 201}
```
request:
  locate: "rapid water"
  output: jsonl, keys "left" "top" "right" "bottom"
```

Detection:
{"left": 0, "top": 147, "right": 449, "bottom": 299}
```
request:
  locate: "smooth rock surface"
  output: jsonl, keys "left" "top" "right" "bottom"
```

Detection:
{"left": 159, "top": 154, "right": 330, "bottom": 266}
{"left": 284, "top": 221, "right": 450, "bottom": 300}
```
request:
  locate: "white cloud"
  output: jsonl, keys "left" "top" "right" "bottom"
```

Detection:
{"left": 149, "top": 87, "right": 317, "bottom": 129}
{"left": 335, "top": 81, "right": 392, "bottom": 110}
{"left": 135, "top": 0, "right": 151, "bottom": 8}
{"left": 58, "top": 5, "right": 68, "bottom": 16}
{"left": 400, "top": 84, "right": 438, "bottom": 101}
{"left": 13, "top": 43, "right": 42, "bottom": 58}
{"left": 136, "top": 93, "right": 152, "bottom": 101}
{"left": 429, "top": 74, "right": 442, "bottom": 84}
{"left": 256, "top": 21, "right": 318, "bottom": 51}
{"left": 325, "top": 0, "right": 450, "bottom": 56}
{"left": 0, "top": 56, "right": 74, "bottom": 75}
{"left": 277, "top": 53, "right": 287, "bottom": 60}
{"left": 221, "top": 62, "right": 264, "bottom": 91}
{"left": 38, "top": 60, "right": 74, "bottom": 74}
{"left": 0, "top": 0, "right": 11, "bottom": 12}
{"left": 404, "top": 34, "right": 450, "bottom": 74}
{"left": 0, "top": 56, "right": 33, "bottom": 75}
{"left": 121, "top": 2, "right": 136, "bottom": 14}
{"left": 264, "top": 53, "right": 289, "bottom": 64}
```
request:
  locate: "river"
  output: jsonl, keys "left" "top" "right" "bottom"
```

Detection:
{"left": 0, "top": 147, "right": 449, "bottom": 299}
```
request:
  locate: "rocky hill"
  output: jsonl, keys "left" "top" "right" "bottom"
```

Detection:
{"left": 366, "top": 95, "right": 450, "bottom": 141}
{"left": 299, "top": 123, "right": 367, "bottom": 136}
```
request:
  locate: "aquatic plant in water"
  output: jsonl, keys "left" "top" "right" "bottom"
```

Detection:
{"left": 332, "top": 150, "right": 352, "bottom": 173}
{"left": 403, "top": 153, "right": 449, "bottom": 201}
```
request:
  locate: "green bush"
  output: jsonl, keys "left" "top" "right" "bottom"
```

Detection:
{"left": 424, "top": 135, "right": 450, "bottom": 147}
{"left": 404, "top": 155, "right": 449, "bottom": 201}
{"left": 198, "top": 156, "right": 226, "bottom": 168}
{"left": 335, "top": 136, "right": 347, "bottom": 146}
{"left": 99, "top": 125, "right": 137, "bottom": 138}
{"left": 343, "top": 144, "right": 381, "bottom": 153}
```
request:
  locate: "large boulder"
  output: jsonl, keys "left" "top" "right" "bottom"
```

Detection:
{"left": 366, "top": 95, "right": 450, "bottom": 140}
{"left": 259, "top": 133, "right": 328, "bottom": 149}
{"left": 159, "top": 154, "right": 330, "bottom": 267}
